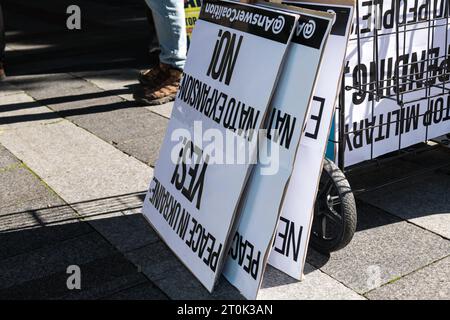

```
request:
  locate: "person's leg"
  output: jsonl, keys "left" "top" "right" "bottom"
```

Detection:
{"left": 0, "top": 2, "right": 6, "bottom": 80}
{"left": 135, "top": 0, "right": 186, "bottom": 105}
{"left": 144, "top": 0, "right": 186, "bottom": 70}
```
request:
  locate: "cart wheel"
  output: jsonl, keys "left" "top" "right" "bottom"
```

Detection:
{"left": 310, "top": 158, "right": 357, "bottom": 254}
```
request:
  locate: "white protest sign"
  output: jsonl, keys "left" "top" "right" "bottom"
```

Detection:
{"left": 268, "top": 0, "right": 354, "bottom": 280}
{"left": 342, "top": 0, "right": 450, "bottom": 166}
{"left": 223, "top": 2, "right": 333, "bottom": 299}
{"left": 141, "top": 0, "right": 298, "bottom": 292}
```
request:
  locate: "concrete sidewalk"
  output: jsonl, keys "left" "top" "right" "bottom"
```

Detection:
{"left": 0, "top": 0, "right": 449, "bottom": 300}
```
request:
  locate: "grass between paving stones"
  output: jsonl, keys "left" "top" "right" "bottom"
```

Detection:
{"left": 362, "top": 253, "right": 450, "bottom": 298}
{"left": 21, "top": 162, "right": 61, "bottom": 197}
{"left": 0, "top": 163, "right": 24, "bottom": 173}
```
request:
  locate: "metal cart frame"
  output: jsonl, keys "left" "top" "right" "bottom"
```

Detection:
{"left": 312, "top": 0, "right": 450, "bottom": 253}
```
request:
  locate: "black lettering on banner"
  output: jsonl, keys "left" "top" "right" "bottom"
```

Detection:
{"left": 200, "top": 0, "right": 296, "bottom": 44}
{"left": 228, "top": 232, "right": 261, "bottom": 280}
{"left": 305, "top": 96, "right": 325, "bottom": 140}
{"left": 273, "top": 217, "right": 303, "bottom": 262}
{"left": 343, "top": 96, "right": 450, "bottom": 152}
{"left": 381, "top": 0, "right": 395, "bottom": 30}
{"left": 360, "top": 0, "right": 372, "bottom": 34}
{"left": 148, "top": 177, "right": 191, "bottom": 240}
{"left": 353, "top": 0, "right": 447, "bottom": 34}
{"left": 207, "top": 29, "right": 243, "bottom": 86}
{"left": 186, "top": 16, "right": 197, "bottom": 28}
{"left": 424, "top": 95, "right": 450, "bottom": 126}
{"left": 148, "top": 177, "right": 224, "bottom": 273}
{"left": 177, "top": 72, "right": 261, "bottom": 141}
{"left": 185, "top": 217, "right": 223, "bottom": 272}
{"left": 266, "top": 107, "right": 297, "bottom": 149}
{"left": 348, "top": 45, "right": 450, "bottom": 105}
{"left": 171, "top": 139, "right": 209, "bottom": 210}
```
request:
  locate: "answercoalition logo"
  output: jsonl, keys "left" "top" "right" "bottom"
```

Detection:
{"left": 297, "top": 19, "right": 316, "bottom": 39}
{"left": 203, "top": 2, "right": 286, "bottom": 34}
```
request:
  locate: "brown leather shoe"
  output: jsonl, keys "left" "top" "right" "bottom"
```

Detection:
{"left": 138, "top": 63, "right": 165, "bottom": 87}
{"left": 134, "top": 65, "right": 182, "bottom": 106}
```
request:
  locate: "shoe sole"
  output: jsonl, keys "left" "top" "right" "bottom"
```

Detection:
{"left": 133, "top": 92, "right": 176, "bottom": 106}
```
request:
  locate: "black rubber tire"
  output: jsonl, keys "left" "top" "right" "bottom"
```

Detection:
{"left": 310, "top": 158, "right": 357, "bottom": 254}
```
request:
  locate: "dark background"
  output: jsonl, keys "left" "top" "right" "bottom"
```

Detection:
{"left": 2, "top": 0, "right": 157, "bottom": 76}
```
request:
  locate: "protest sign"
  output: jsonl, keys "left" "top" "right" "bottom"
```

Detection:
{"left": 142, "top": 0, "right": 298, "bottom": 292}
{"left": 342, "top": 0, "right": 450, "bottom": 166}
{"left": 268, "top": 0, "right": 355, "bottom": 280}
{"left": 185, "top": 0, "right": 202, "bottom": 42}
{"left": 223, "top": 2, "right": 333, "bottom": 299}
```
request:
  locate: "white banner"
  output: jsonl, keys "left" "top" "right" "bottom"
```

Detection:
{"left": 141, "top": 0, "right": 298, "bottom": 292}
{"left": 223, "top": 3, "right": 333, "bottom": 300}
{"left": 343, "top": 0, "right": 450, "bottom": 166}
{"left": 268, "top": 0, "right": 355, "bottom": 280}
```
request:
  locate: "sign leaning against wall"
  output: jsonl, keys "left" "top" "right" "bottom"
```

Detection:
{"left": 222, "top": 3, "right": 334, "bottom": 300}
{"left": 141, "top": 0, "right": 298, "bottom": 292}
{"left": 268, "top": 0, "right": 355, "bottom": 281}
{"left": 185, "top": 0, "right": 202, "bottom": 43}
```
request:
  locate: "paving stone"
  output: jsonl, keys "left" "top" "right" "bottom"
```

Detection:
{"left": 70, "top": 107, "right": 168, "bottom": 149}
{"left": 0, "top": 117, "right": 153, "bottom": 203}
{"left": 72, "top": 69, "right": 174, "bottom": 120}
{"left": 0, "top": 218, "right": 92, "bottom": 261}
{"left": 401, "top": 145, "right": 450, "bottom": 167}
{"left": 366, "top": 255, "right": 450, "bottom": 300}
{"left": 154, "top": 265, "right": 244, "bottom": 300}
{"left": 348, "top": 145, "right": 450, "bottom": 192}
{"left": 358, "top": 168, "right": 450, "bottom": 239}
{"left": 0, "top": 144, "right": 19, "bottom": 169}
{"left": 72, "top": 68, "right": 140, "bottom": 102}
{"left": 145, "top": 102, "right": 174, "bottom": 119}
{"left": 0, "top": 193, "right": 93, "bottom": 260}
{"left": 117, "top": 135, "right": 164, "bottom": 167}
{"left": 70, "top": 191, "right": 145, "bottom": 220}
{"left": 0, "top": 165, "right": 57, "bottom": 210}
{"left": 5, "top": 74, "right": 126, "bottom": 113}
{"left": 103, "top": 282, "right": 168, "bottom": 300}
{"left": 0, "top": 92, "right": 57, "bottom": 128}
{"left": 306, "top": 202, "right": 450, "bottom": 294}
{"left": 0, "top": 254, "right": 148, "bottom": 300}
{"left": 127, "top": 241, "right": 362, "bottom": 300}
{"left": 347, "top": 158, "right": 423, "bottom": 193}
{"left": 0, "top": 82, "right": 24, "bottom": 97}
{"left": 125, "top": 241, "right": 183, "bottom": 282}
{"left": 258, "top": 265, "right": 365, "bottom": 300}
{"left": 125, "top": 241, "right": 244, "bottom": 300}
{"left": 5, "top": 74, "right": 90, "bottom": 103}
{"left": 0, "top": 232, "right": 117, "bottom": 290}
{"left": 86, "top": 213, "right": 160, "bottom": 253}
{"left": 3, "top": 75, "right": 166, "bottom": 169}
{"left": 0, "top": 175, "right": 91, "bottom": 259}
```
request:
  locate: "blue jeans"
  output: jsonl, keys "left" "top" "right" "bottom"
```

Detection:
{"left": 145, "top": 0, "right": 187, "bottom": 70}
